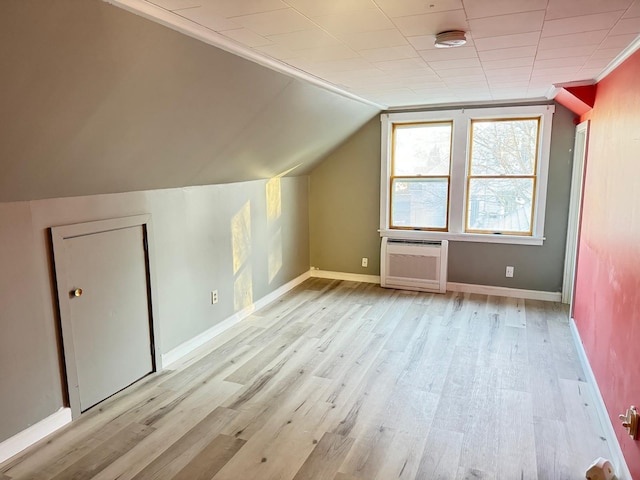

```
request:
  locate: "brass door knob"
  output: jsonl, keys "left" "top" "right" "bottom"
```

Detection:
{"left": 73, "top": 288, "right": 83, "bottom": 297}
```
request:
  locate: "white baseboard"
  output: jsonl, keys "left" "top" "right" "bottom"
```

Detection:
{"left": 160, "top": 313, "right": 244, "bottom": 369}
{"left": 447, "top": 282, "right": 562, "bottom": 302}
{"left": 0, "top": 408, "right": 72, "bottom": 465}
{"left": 569, "top": 318, "right": 632, "bottom": 480}
{"left": 0, "top": 271, "right": 312, "bottom": 466}
{"left": 161, "top": 270, "right": 311, "bottom": 368}
{"left": 310, "top": 269, "right": 380, "bottom": 284}
{"left": 308, "top": 271, "right": 562, "bottom": 302}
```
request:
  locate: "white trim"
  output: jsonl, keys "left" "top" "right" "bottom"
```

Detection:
{"left": 547, "top": 80, "right": 597, "bottom": 102}
{"left": 569, "top": 318, "right": 632, "bottom": 480}
{"left": 0, "top": 408, "right": 72, "bottom": 464}
{"left": 310, "top": 269, "right": 380, "bottom": 284}
{"left": 380, "top": 105, "right": 555, "bottom": 245}
{"left": 595, "top": 33, "right": 640, "bottom": 83}
{"left": 379, "top": 228, "right": 545, "bottom": 246}
{"left": 103, "top": 0, "right": 385, "bottom": 110}
{"left": 161, "top": 270, "right": 311, "bottom": 368}
{"left": 307, "top": 271, "right": 561, "bottom": 301}
{"left": 545, "top": 85, "right": 559, "bottom": 100}
{"left": 50, "top": 214, "right": 161, "bottom": 419}
{"left": 561, "top": 121, "right": 588, "bottom": 305}
{"left": 1, "top": 271, "right": 312, "bottom": 464}
{"left": 446, "top": 282, "right": 561, "bottom": 302}
{"left": 553, "top": 80, "right": 597, "bottom": 89}
{"left": 385, "top": 97, "right": 551, "bottom": 112}
{"left": 161, "top": 313, "right": 243, "bottom": 368}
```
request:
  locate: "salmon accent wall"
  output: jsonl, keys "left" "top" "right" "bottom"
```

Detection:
{"left": 574, "top": 49, "right": 640, "bottom": 477}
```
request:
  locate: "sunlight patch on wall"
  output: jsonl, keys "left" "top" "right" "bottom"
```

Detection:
{"left": 266, "top": 176, "right": 282, "bottom": 222}
{"left": 265, "top": 169, "right": 296, "bottom": 285}
{"left": 234, "top": 264, "right": 253, "bottom": 312}
{"left": 232, "top": 201, "right": 251, "bottom": 275}
{"left": 232, "top": 201, "right": 253, "bottom": 312}
{"left": 268, "top": 228, "right": 283, "bottom": 283}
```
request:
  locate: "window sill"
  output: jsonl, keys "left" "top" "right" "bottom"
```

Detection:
{"left": 379, "top": 229, "right": 544, "bottom": 246}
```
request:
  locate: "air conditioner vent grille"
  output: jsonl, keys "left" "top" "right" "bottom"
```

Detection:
{"left": 388, "top": 254, "right": 438, "bottom": 281}
{"left": 380, "top": 238, "right": 448, "bottom": 293}
{"left": 387, "top": 239, "right": 442, "bottom": 246}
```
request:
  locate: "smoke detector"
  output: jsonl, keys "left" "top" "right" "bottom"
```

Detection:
{"left": 434, "top": 30, "right": 467, "bottom": 48}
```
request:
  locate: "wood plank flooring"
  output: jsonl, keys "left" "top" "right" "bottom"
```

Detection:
{"left": 0, "top": 279, "right": 612, "bottom": 480}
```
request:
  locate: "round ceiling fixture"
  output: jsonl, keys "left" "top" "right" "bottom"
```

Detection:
{"left": 434, "top": 30, "right": 467, "bottom": 48}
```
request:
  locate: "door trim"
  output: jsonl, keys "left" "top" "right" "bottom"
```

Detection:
{"left": 562, "top": 121, "right": 589, "bottom": 307}
{"left": 50, "top": 214, "right": 162, "bottom": 418}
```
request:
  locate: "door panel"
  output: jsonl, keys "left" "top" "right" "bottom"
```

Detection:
{"left": 65, "top": 225, "right": 152, "bottom": 411}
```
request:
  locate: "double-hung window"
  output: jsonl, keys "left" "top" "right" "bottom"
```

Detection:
{"left": 380, "top": 105, "right": 554, "bottom": 245}
{"left": 390, "top": 122, "right": 452, "bottom": 231}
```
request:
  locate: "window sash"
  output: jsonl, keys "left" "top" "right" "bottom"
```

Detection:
{"left": 389, "top": 176, "right": 450, "bottom": 231}
{"left": 468, "top": 117, "right": 541, "bottom": 176}
{"left": 466, "top": 117, "right": 541, "bottom": 235}
{"left": 465, "top": 176, "right": 537, "bottom": 235}
{"left": 390, "top": 121, "right": 453, "bottom": 232}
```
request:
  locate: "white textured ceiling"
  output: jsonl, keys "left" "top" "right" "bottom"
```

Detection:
{"left": 117, "top": 0, "right": 640, "bottom": 108}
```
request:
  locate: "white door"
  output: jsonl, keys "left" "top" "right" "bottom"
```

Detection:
{"left": 562, "top": 120, "right": 589, "bottom": 309}
{"left": 53, "top": 217, "right": 155, "bottom": 414}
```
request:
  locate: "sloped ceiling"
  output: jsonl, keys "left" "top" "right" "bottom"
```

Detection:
{"left": 109, "top": 0, "right": 640, "bottom": 108}
{"left": 0, "top": 0, "right": 379, "bottom": 202}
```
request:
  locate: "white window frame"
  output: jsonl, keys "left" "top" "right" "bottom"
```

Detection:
{"left": 380, "top": 104, "right": 555, "bottom": 246}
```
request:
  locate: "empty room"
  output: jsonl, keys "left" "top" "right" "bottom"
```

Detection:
{"left": 1, "top": 0, "right": 639, "bottom": 479}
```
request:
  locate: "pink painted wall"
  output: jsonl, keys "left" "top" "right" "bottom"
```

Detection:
{"left": 574, "top": 49, "right": 640, "bottom": 477}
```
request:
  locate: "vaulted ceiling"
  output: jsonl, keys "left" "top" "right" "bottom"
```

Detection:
{"left": 110, "top": 0, "right": 640, "bottom": 108}
{"left": 3, "top": 0, "right": 639, "bottom": 202}
{"left": 0, "top": 0, "right": 378, "bottom": 202}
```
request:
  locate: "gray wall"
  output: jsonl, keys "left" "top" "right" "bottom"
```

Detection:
{"left": 309, "top": 104, "right": 576, "bottom": 292}
{"left": 0, "top": 0, "right": 575, "bottom": 449}
{"left": 309, "top": 117, "right": 382, "bottom": 275}
{"left": 0, "top": 0, "right": 376, "bottom": 444}
{"left": 0, "top": 177, "right": 309, "bottom": 442}
{"left": 0, "top": 0, "right": 378, "bottom": 202}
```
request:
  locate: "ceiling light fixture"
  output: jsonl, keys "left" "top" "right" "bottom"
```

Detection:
{"left": 434, "top": 30, "right": 467, "bottom": 48}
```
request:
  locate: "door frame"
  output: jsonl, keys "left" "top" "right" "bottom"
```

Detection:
{"left": 562, "top": 120, "right": 589, "bottom": 309}
{"left": 51, "top": 214, "right": 162, "bottom": 418}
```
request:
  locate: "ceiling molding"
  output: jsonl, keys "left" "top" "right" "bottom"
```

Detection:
{"left": 545, "top": 85, "right": 559, "bottom": 101}
{"left": 595, "top": 33, "right": 640, "bottom": 83}
{"left": 547, "top": 80, "right": 596, "bottom": 102}
{"left": 553, "top": 80, "right": 597, "bottom": 88}
{"left": 103, "top": 0, "right": 386, "bottom": 110}
{"left": 385, "top": 97, "right": 553, "bottom": 113}
{"left": 103, "top": 0, "right": 640, "bottom": 109}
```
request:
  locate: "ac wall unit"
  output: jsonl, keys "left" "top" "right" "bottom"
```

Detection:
{"left": 380, "top": 238, "right": 448, "bottom": 293}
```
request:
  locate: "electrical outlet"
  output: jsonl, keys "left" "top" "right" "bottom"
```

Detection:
{"left": 506, "top": 266, "right": 514, "bottom": 278}
{"left": 361, "top": 257, "right": 368, "bottom": 268}
{"left": 211, "top": 290, "right": 218, "bottom": 304}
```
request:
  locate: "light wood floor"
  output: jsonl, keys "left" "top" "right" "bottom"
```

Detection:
{"left": 1, "top": 279, "right": 612, "bottom": 480}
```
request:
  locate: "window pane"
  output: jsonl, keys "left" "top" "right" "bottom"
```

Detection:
{"left": 470, "top": 119, "right": 538, "bottom": 175}
{"left": 467, "top": 178, "right": 534, "bottom": 233}
{"left": 394, "top": 122, "right": 451, "bottom": 176}
{"left": 392, "top": 178, "right": 448, "bottom": 229}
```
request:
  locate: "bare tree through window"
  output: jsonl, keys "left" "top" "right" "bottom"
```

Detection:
{"left": 467, "top": 118, "right": 539, "bottom": 234}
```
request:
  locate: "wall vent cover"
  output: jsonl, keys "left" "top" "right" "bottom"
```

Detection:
{"left": 381, "top": 238, "right": 448, "bottom": 293}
